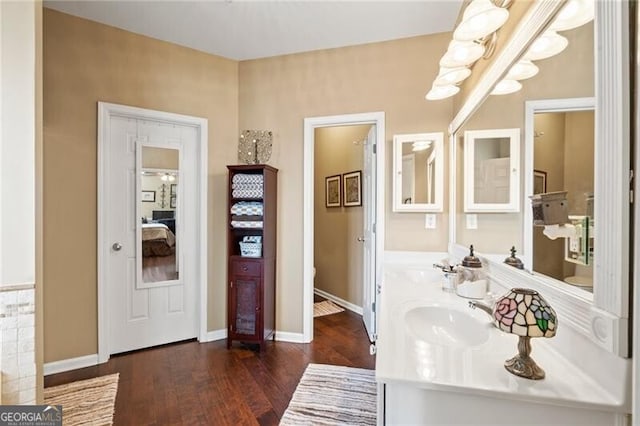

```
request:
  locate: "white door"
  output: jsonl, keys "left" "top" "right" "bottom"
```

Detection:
{"left": 362, "top": 125, "right": 377, "bottom": 342}
{"left": 105, "top": 116, "right": 197, "bottom": 355}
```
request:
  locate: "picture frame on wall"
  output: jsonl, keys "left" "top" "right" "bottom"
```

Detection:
{"left": 170, "top": 196, "right": 177, "bottom": 209}
{"left": 343, "top": 170, "right": 362, "bottom": 207}
{"left": 325, "top": 175, "right": 341, "bottom": 207}
{"left": 534, "top": 169, "right": 547, "bottom": 194}
{"left": 142, "top": 190, "right": 156, "bottom": 202}
{"left": 171, "top": 183, "right": 178, "bottom": 196}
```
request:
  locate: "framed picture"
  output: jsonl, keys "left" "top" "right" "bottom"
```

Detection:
{"left": 170, "top": 195, "right": 177, "bottom": 209}
{"left": 142, "top": 190, "right": 156, "bottom": 202}
{"left": 343, "top": 170, "right": 362, "bottom": 207}
{"left": 325, "top": 175, "right": 341, "bottom": 207}
{"left": 170, "top": 184, "right": 177, "bottom": 196}
{"left": 533, "top": 170, "right": 547, "bottom": 194}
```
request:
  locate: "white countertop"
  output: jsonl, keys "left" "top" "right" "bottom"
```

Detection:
{"left": 375, "top": 262, "right": 627, "bottom": 413}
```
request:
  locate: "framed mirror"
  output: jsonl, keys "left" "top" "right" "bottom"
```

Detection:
{"left": 137, "top": 144, "right": 182, "bottom": 289}
{"left": 463, "top": 128, "right": 519, "bottom": 213}
{"left": 392, "top": 132, "right": 444, "bottom": 212}
{"left": 448, "top": 2, "right": 630, "bottom": 356}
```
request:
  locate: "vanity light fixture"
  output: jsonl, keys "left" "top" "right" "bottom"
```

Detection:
{"left": 160, "top": 173, "right": 176, "bottom": 182}
{"left": 490, "top": 79, "right": 522, "bottom": 95}
{"left": 454, "top": 0, "right": 510, "bottom": 41}
{"left": 524, "top": 30, "right": 569, "bottom": 61}
{"left": 426, "top": 0, "right": 511, "bottom": 101}
{"left": 412, "top": 140, "right": 433, "bottom": 152}
{"left": 491, "top": 0, "right": 593, "bottom": 97}
{"left": 425, "top": 84, "right": 460, "bottom": 101}
{"left": 549, "top": 0, "right": 595, "bottom": 31}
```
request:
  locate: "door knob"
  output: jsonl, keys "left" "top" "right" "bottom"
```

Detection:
{"left": 112, "top": 242, "right": 123, "bottom": 251}
{"left": 357, "top": 237, "right": 365, "bottom": 242}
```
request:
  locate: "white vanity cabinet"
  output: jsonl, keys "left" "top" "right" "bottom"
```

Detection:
{"left": 375, "top": 255, "right": 630, "bottom": 426}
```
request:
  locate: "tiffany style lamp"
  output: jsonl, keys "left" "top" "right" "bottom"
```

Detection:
{"left": 493, "top": 288, "right": 557, "bottom": 380}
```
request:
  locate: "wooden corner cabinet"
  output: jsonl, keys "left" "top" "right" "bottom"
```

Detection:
{"left": 226, "top": 164, "right": 278, "bottom": 350}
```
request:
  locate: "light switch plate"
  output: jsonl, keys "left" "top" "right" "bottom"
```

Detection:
{"left": 425, "top": 214, "right": 436, "bottom": 229}
{"left": 466, "top": 214, "right": 478, "bottom": 229}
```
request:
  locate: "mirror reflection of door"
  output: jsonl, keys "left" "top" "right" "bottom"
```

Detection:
{"left": 140, "top": 146, "right": 180, "bottom": 284}
{"left": 532, "top": 110, "right": 594, "bottom": 291}
{"left": 473, "top": 137, "right": 511, "bottom": 204}
{"left": 401, "top": 140, "right": 435, "bottom": 204}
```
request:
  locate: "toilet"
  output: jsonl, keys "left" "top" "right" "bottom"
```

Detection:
{"left": 564, "top": 263, "right": 593, "bottom": 287}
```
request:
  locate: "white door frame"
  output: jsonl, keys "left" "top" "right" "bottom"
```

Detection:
{"left": 97, "top": 102, "right": 208, "bottom": 363}
{"left": 303, "top": 112, "right": 385, "bottom": 343}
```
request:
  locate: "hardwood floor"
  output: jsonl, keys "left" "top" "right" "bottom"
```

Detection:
{"left": 44, "top": 308, "right": 375, "bottom": 426}
{"left": 142, "top": 253, "right": 178, "bottom": 283}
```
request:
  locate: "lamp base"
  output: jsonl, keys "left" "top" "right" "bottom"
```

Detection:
{"left": 504, "top": 336, "right": 545, "bottom": 380}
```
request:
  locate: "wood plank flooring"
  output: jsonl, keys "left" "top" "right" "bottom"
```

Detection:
{"left": 44, "top": 308, "right": 375, "bottom": 426}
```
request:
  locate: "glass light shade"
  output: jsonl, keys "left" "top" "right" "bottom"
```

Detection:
{"left": 412, "top": 140, "right": 432, "bottom": 152}
{"left": 425, "top": 84, "right": 460, "bottom": 100}
{"left": 491, "top": 79, "right": 522, "bottom": 95}
{"left": 505, "top": 60, "right": 539, "bottom": 80}
{"left": 453, "top": 0, "right": 510, "bottom": 41}
{"left": 550, "top": 0, "right": 594, "bottom": 32}
{"left": 434, "top": 67, "right": 472, "bottom": 86}
{"left": 524, "top": 31, "right": 569, "bottom": 61}
{"left": 493, "top": 288, "right": 557, "bottom": 338}
{"left": 440, "top": 40, "right": 485, "bottom": 68}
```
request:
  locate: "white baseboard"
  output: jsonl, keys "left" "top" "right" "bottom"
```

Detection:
{"left": 275, "top": 331, "right": 306, "bottom": 343}
{"left": 44, "top": 354, "right": 99, "bottom": 376}
{"left": 200, "top": 329, "right": 227, "bottom": 342}
{"left": 314, "top": 288, "right": 363, "bottom": 315}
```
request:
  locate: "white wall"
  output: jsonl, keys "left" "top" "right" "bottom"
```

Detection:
{"left": 1, "top": 1, "right": 36, "bottom": 288}
{"left": 0, "top": 0, "right": 38, "bottom": 406}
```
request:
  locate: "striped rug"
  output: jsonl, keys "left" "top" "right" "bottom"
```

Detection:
{"left": 314, "top": 300, "right": 345, "bottom": 317}
{"left": 280, "top": 363, "right": 377, "bottom": 425}
{"left": 44, "top": 373, "right": 119, "bottom": 426}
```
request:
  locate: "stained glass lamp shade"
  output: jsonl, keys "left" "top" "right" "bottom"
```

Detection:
{"left": 493, "top": 288, "right": 557, "bottom": 380}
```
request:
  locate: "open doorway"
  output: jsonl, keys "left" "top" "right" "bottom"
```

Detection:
{"left": 312, "top": 125, "right": 372, "bottom": 320}
{"left": 303, "top": 112, "right": 385, "bottom": 344}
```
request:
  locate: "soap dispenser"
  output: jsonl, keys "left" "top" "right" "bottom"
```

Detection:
{"left": 456, "top": 245, "right": 487, "bottom": 299}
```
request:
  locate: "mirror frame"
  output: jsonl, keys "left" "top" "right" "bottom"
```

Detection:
{"left": 392, "top": 132, "right": 444, "bottom": 212}
{"left": 463, "top": 128, "right": 520, "bottom": 213}
{"left": 448, "top": 1, "right": 630, "bottom": 356}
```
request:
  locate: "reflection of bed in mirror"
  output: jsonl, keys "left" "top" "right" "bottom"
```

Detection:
{"left": 141, "top": 221, "right": 178, "bottom": 283}
{"left": 142, "top": 223, "right": 175, "bottom": 257}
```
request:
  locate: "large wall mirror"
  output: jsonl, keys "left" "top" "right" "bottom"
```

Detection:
{"left": 449, "top": 2, "right": 630, "bottom": 356}
{"left": 137, "top": 145, "right": 182, "bottom": 288}
{"left": 392, "top": 132, "right": 444, "bottom": 212}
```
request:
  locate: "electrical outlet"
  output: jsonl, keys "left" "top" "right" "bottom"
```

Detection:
{"left": 466, "top": 214, "right": 478, "bottom": 229}
{"left": 425, "top": 214, "right": 436, "bottom": 229}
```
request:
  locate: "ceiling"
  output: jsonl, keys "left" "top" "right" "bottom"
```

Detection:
{"left": 44, "top": 1, "right": 463, "bottom": 61}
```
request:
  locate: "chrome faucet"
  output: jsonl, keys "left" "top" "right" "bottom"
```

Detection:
{"left": 468, "top": 300, "right": 494, "bottom": 318}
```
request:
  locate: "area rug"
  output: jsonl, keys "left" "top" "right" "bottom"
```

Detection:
{"left": 280, "top": 363, "right": 376, "bottom": 425}
{"left": 44, "top": 373, "right": 119, "bottom": 426}
{"left": 313, "top": 300, "right": 345, "bottom": 317}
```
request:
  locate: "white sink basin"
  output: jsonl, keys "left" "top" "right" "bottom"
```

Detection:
{"left": 404, "top": 306, "right": 489, "bottom": 347}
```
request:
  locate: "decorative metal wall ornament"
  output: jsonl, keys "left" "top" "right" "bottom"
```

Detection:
{"left": 238, "top": 130, "right": 273, "bottom": 164}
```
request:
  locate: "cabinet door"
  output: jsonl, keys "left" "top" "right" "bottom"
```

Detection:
{"left": 231, "top": 277, "right": 260, "bottom": 337}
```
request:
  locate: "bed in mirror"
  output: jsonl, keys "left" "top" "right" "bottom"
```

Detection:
{"left": 392, "top": 132, "right": 444, "bottom": 212}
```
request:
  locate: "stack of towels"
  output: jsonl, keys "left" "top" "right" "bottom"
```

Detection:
{"left": 232, "top": 174, "right": 264, "bottom": 199}
{"left": 230, "top": 201, "right": 263, "bottom": 228}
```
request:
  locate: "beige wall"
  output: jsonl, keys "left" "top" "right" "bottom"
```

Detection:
{"left": 455, "top": 22, "right": 594, "bottom": 254}
{"left": 43, "top": 9, "right": 238, "bottom": 362}
{"left": 239, "top": 32, "right": 453, "bottom": 333}
{"left": 314, "top": 125, "right": 369, "bottom": 306}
